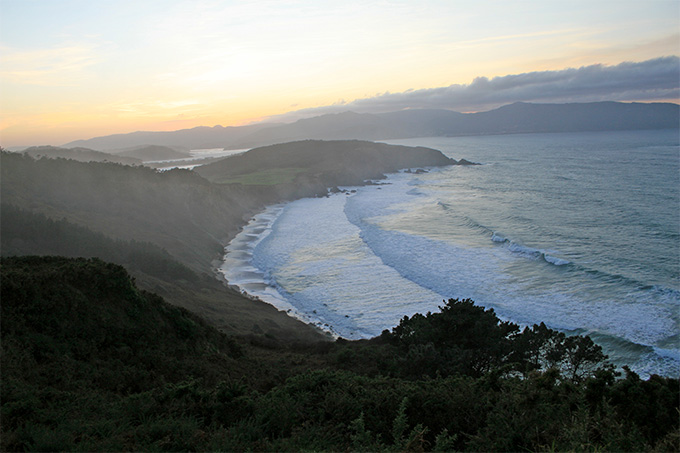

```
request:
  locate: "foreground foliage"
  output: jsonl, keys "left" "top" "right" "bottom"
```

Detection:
{"left": 2, "top": 256, "right": 678, "bottom": 452}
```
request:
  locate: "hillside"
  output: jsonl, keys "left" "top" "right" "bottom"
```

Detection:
{"left": 2, "top": 141, "right": 456, "bottom": 271}
{"left": 63, "top": 101, "right": 679, "bottom": 151}
{"left": 0, "top": 202, "right": 325, "bottom": 343}
{"left": 1, "top": 204, "right": 197, "bottom": 282}
{"left": 196, "top": 139, "right": 460, "bottom": 187}
{"left": 1, "top": 152, "right": 246, "bottom": 270}
{"left": 2, "top": 256, "right": 677, "bottom": 451}
{"left": 0, "top": 152, "right": 331, "bottom": 341}
{"left": 22, "top": 146, "right": 142, "bottom": 165}
{"left": 0, "top": 141, "right": 458, "bottom": 339}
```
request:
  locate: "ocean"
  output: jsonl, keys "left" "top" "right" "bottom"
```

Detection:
{"left": 218, "top": 129, "right": 680, "bottom": 378}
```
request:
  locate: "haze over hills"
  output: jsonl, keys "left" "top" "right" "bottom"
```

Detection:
{"left": 2, "top": 141, "right": 460, "bottom": 270}
{"left": 1, "top": 140, "right": 459, "bottom": 339}
{"left": 63, "top": 101, "right": 679, "bottom": 151}
{"left": 63, "top": 122, "right": 279, "bottom": 152}
{"left": 22, "top": 146, "right": 142, "bottom": 165}
{"left": 110, "top": 144, "right": 192, "bottom": 161}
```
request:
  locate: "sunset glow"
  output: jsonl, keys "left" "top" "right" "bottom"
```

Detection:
{"left": 1, "top": 0, "right": 678, "bottom": 147}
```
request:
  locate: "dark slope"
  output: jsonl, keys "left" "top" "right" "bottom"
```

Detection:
{"left": 0, "top": 202, "right": 325, "bottom": 343}
{"left": 1, "top": 256, "right": 241, "bottom": 369}
{"left": 2, "top": 256, "right": 677, "bottom": 452}
{"left": 0, "top": 256, "right": 242, "bottom": 451}
{"left": 63, "top": 101, "right": 679, "bottom": 151}
{"left": 1, "top": 205, "right": 198, "bottom": 282}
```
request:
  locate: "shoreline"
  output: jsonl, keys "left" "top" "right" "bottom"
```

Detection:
{"left": 209, "top": 149, "right": 680, "bottom": 377}
{"left": 209, "top": 164, "right": 447, "bottom": 339}
{"left": 189, "top": 140, "right": 471, "bottom": 341}
{"left": 210, "top": 165, "right": 455, "bottom": 340}
{"left": 213, "top": 186, "right": 375, "bottom": 339}
{"left": 209, "top": 159, "right": 478, "bottom": 340}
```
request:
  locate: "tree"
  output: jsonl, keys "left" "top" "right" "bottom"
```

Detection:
{"left": 387, "top": 299, "right": 519, "bottom": 377}
{"left": 384, "top": 298, "right": 610, "bottom": 381}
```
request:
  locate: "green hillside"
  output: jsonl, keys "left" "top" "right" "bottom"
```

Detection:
{"left": 196, "top": 139, "right": 457, "bottom": 186}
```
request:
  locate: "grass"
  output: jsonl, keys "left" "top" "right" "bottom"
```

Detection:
{"left": 215, "top": 167, "right": 308, "bottom": 185}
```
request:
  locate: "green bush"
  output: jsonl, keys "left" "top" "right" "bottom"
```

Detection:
{"left": 2, "top": 258, "right": 677, "bottom": 452}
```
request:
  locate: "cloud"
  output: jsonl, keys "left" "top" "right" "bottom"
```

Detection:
{"left": 267, "top": 57, "right": 680, "bottom": 122}
{"left": 0, "top": 43, "right": 103, "bottom": 86}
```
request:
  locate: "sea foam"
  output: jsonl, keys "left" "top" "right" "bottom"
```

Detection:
{"left": 220, "top": 130, "right": 680, "bottom": 377}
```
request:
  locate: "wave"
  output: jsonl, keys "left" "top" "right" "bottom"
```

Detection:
{"left": 401, "top": 183, "right": 676, "bottom": 302}
{"left": 458, "top": 214, "right": 495, "bottom": 236}
{"left": 543, "top": 254, "right": 571, "bottom": 266}
{"left": 489, "top": 231, "right": 571, "bottom": 266}
{"left": 490, "top": 230, "right": 680, "bottom": 294}
{"left": 221, "top": 158, "right": 679, "bottom": 377}
{"left": 580, "top": 330, "right": 680, "bottom": 379}
{"left": 406, "top": 188, "right": 425, "bottom": 196}
{"left": 346, "top": 186, "right": 678, "bottom": 362}
{"left": 491, "top": 232, "right": 506, "bottom": 242}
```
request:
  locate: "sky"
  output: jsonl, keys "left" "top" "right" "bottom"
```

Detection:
{"left": 0, "top": 0, "right": 678, "bottom": 147}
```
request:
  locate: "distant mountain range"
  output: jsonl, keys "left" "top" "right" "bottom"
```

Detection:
{"left": 64, "top": 101, "right": 679, "bottom": 151}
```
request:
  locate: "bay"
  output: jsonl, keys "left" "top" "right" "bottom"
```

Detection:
{"left": 219, "top": 129, "right": 680, "bottom": 378}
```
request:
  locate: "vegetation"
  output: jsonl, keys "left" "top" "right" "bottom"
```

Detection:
{"left": 0, "top": 151, "right": 260, "bottom": 271}
{"left": 213, "top": 167, "right": 308, "bottom": 185}
{"left": 1, "top": 204, "right": 197, "bottom": 282}
{"left": 2, "top": 257, "right": 678, "bottom": 452}
{"left": 0, "top": 152, "right": 326, "bottom": 341}
{"left": 195, "top": 140, "right": 456, "bottom": 187}
{"left": 21, "top": 146, "right": 142, "bottom": 166}
{"left": 1, "top": 144, "right": 678, "bottom": 451}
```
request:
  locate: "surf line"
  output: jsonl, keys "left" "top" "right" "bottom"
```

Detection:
{"left": 216, "top": 194, "right": 356, "bottom": 338}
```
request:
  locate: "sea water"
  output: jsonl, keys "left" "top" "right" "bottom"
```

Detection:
{"left": 219, "top": 129, "right": 679, "bottom": 378}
